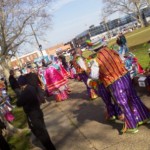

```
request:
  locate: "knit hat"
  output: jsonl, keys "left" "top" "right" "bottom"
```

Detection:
{"left": 18, "top": 75, "right": 27, "bottom": 86}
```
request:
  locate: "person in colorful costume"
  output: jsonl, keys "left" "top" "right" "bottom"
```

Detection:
{"left": 116, "top": 33, "right": 144, "bottom": 78}
{"left": 121, "top": 52, "right": 144, "bottom": 79}
{"left": 90, "top": 45, "right": 150, "bottom": 133}
{"left": 44, "top": 62, "right": 68, "bottom": 102}
{"left": 69, "top": 61, "right": 77, "bottom": 79}
{"left": 53, "top": 56, "right": 70, "bottom": 80}
{"left": 58, "top": 55, "right": 69, "bottom": 71}
{"left": 132, "top": 57, "right": 145, "bottom": 74}
{"left": 38, "top": 66, "right": 47, "bottom": 86}
{"left": 72, "top": 48, "right": 98, "bottom": 100}
{"left": 53, "top": 56, "right": 71, "bottom": 94}
{"left": 87, "top": 55, "right": 123, "bottom": 120}
{"left": 0, "top": 81, "right": 14, "bottom": 123}
{"left": 124, "top": 54, "right": 138, "bottom": 79}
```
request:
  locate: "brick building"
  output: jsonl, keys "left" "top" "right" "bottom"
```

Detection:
{"left": 46, "top": 43, "right": 71, "bottom": 55}
{"left": 10, "top": 43, "right": 71, "bottom": 69}
{"left": 11, "top": 51, "right": 40, "bottom": 69}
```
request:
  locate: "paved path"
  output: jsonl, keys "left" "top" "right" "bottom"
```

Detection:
{"left": 31, "top": 80, "right": 150, "bottom": 150}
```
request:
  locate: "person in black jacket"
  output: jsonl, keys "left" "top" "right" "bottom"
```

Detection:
{"left": 17, "top": 76, "right": 56, "bottom": 150}
{"left": 9, "top": 70, "right": 21, "bottom": 98}
{"left": 25, "top": 66, "right": 46, "bottom": 104}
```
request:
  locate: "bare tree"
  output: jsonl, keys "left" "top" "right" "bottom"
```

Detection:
{"left": 0, "top": 0, "right": 52, "bottom": 78}
{"left": 0, "top": 0, "right": 53, "bottom": 135}
{"left": 100, "top": 12, "right": 112, "bottom": 38}
{"left": 103, "top": 0, "right": 148, "bottom": 27}
{"left": 147, "top": 0, "right": 150, "bottom": 6}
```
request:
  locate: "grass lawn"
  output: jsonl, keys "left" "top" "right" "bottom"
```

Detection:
{"left": 83, "top": 26, "right": 150, "bottom": 68}
{"left": 130, "top": 43, "right": 150, "bottom": 69}
{"left": 7, "top": 129, "right": 31, "bottom": 150}
{"left": 108, "top": 26, "right": 150, "bottom": 47}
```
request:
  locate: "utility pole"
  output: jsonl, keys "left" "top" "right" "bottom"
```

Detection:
{"left": 30, "top": 24, "right": 44, "bottom": 57}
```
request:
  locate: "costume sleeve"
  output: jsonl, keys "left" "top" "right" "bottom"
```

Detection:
{"left": 76, "top": 57, "right": 87, "bottom": 71}
{"left": 90, "top": 59, "right": 99, "bottom": 80}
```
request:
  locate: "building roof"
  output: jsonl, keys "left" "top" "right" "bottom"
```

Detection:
{"left": 75, "top": 30, "right": 89, "bottom": 39}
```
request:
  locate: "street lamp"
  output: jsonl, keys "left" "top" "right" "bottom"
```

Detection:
{"left": 118, "top": 20, "right": 120, "bottom": 32}
{"left": 30, "top": 24, "right": 44, "bottom": 57}
{"left": 39, "top": 44, "right": 42, "bottom": 54}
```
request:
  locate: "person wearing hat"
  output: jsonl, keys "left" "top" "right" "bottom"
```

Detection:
{"left": 17, "top": 76, "right": 56, "bottom": 150}
{"left": 87, "top": 55, "right": 123, "bottom": 121}
{"left": 72, "top": 48, "right": 98, "bottom": 100}
{"left": 89, "top": 44, "right": 150, "bottom": 133}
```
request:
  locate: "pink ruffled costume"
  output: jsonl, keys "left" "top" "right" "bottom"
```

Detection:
{"left": 44, "top": 66, "right": 68, "bottom": 102}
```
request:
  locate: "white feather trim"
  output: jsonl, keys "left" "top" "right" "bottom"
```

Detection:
{"left": 77, "top": 57, "right": 87, "bottom": 71}
{"left": 90, "top": 59, "right": 99, "bottom": 80}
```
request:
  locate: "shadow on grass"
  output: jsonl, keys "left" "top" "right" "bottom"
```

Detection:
{"left": 8, "top": 130, "right": 31, "bottom": 150}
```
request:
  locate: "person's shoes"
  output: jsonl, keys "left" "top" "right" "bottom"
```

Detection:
{"left": 104, "top": 112, "right": 116, "bottom": 121}
{"left": 108, "top": 116, "right": 116, "bottom": 121}
{"left": 124, "top": 128, "right": 139, "bottom": 134}
{"left": 138, "top": 118, "right": 150, "bottom": 125}
{"left": 147, "top": 120, "right": 150, "bottom": 124}
{"left": 121, "top": 123, "right": 139, "bottom": 134}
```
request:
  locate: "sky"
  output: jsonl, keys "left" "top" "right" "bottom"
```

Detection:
{"left": 33, "top": 0, "right": 121, "bottom": 50}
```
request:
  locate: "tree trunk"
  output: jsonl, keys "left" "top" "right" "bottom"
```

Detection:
{"left": 138, "top": 13, "right": 145, "bottom": 27}
{"left": 147, "top": 0, "right": 150, "bottom": 6}
{"left": 134, "top": 2, "right": 145, "bottom": 27}
{"left": 1, "top": 60, "right": 10, "bottom": 80}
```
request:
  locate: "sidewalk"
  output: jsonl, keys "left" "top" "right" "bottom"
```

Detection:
{"left": 31, "top": 80, "right": 150, "bottom": 150}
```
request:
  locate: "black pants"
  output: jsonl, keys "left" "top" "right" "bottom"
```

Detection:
{"left": 27, "top": 110, "right": 56, "bottom": 150}
{"left": 14, "top": 88, "right": 21, "bottom": 99}
{"left": 0, "top": 134, "right": 10, "bottom": 150}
